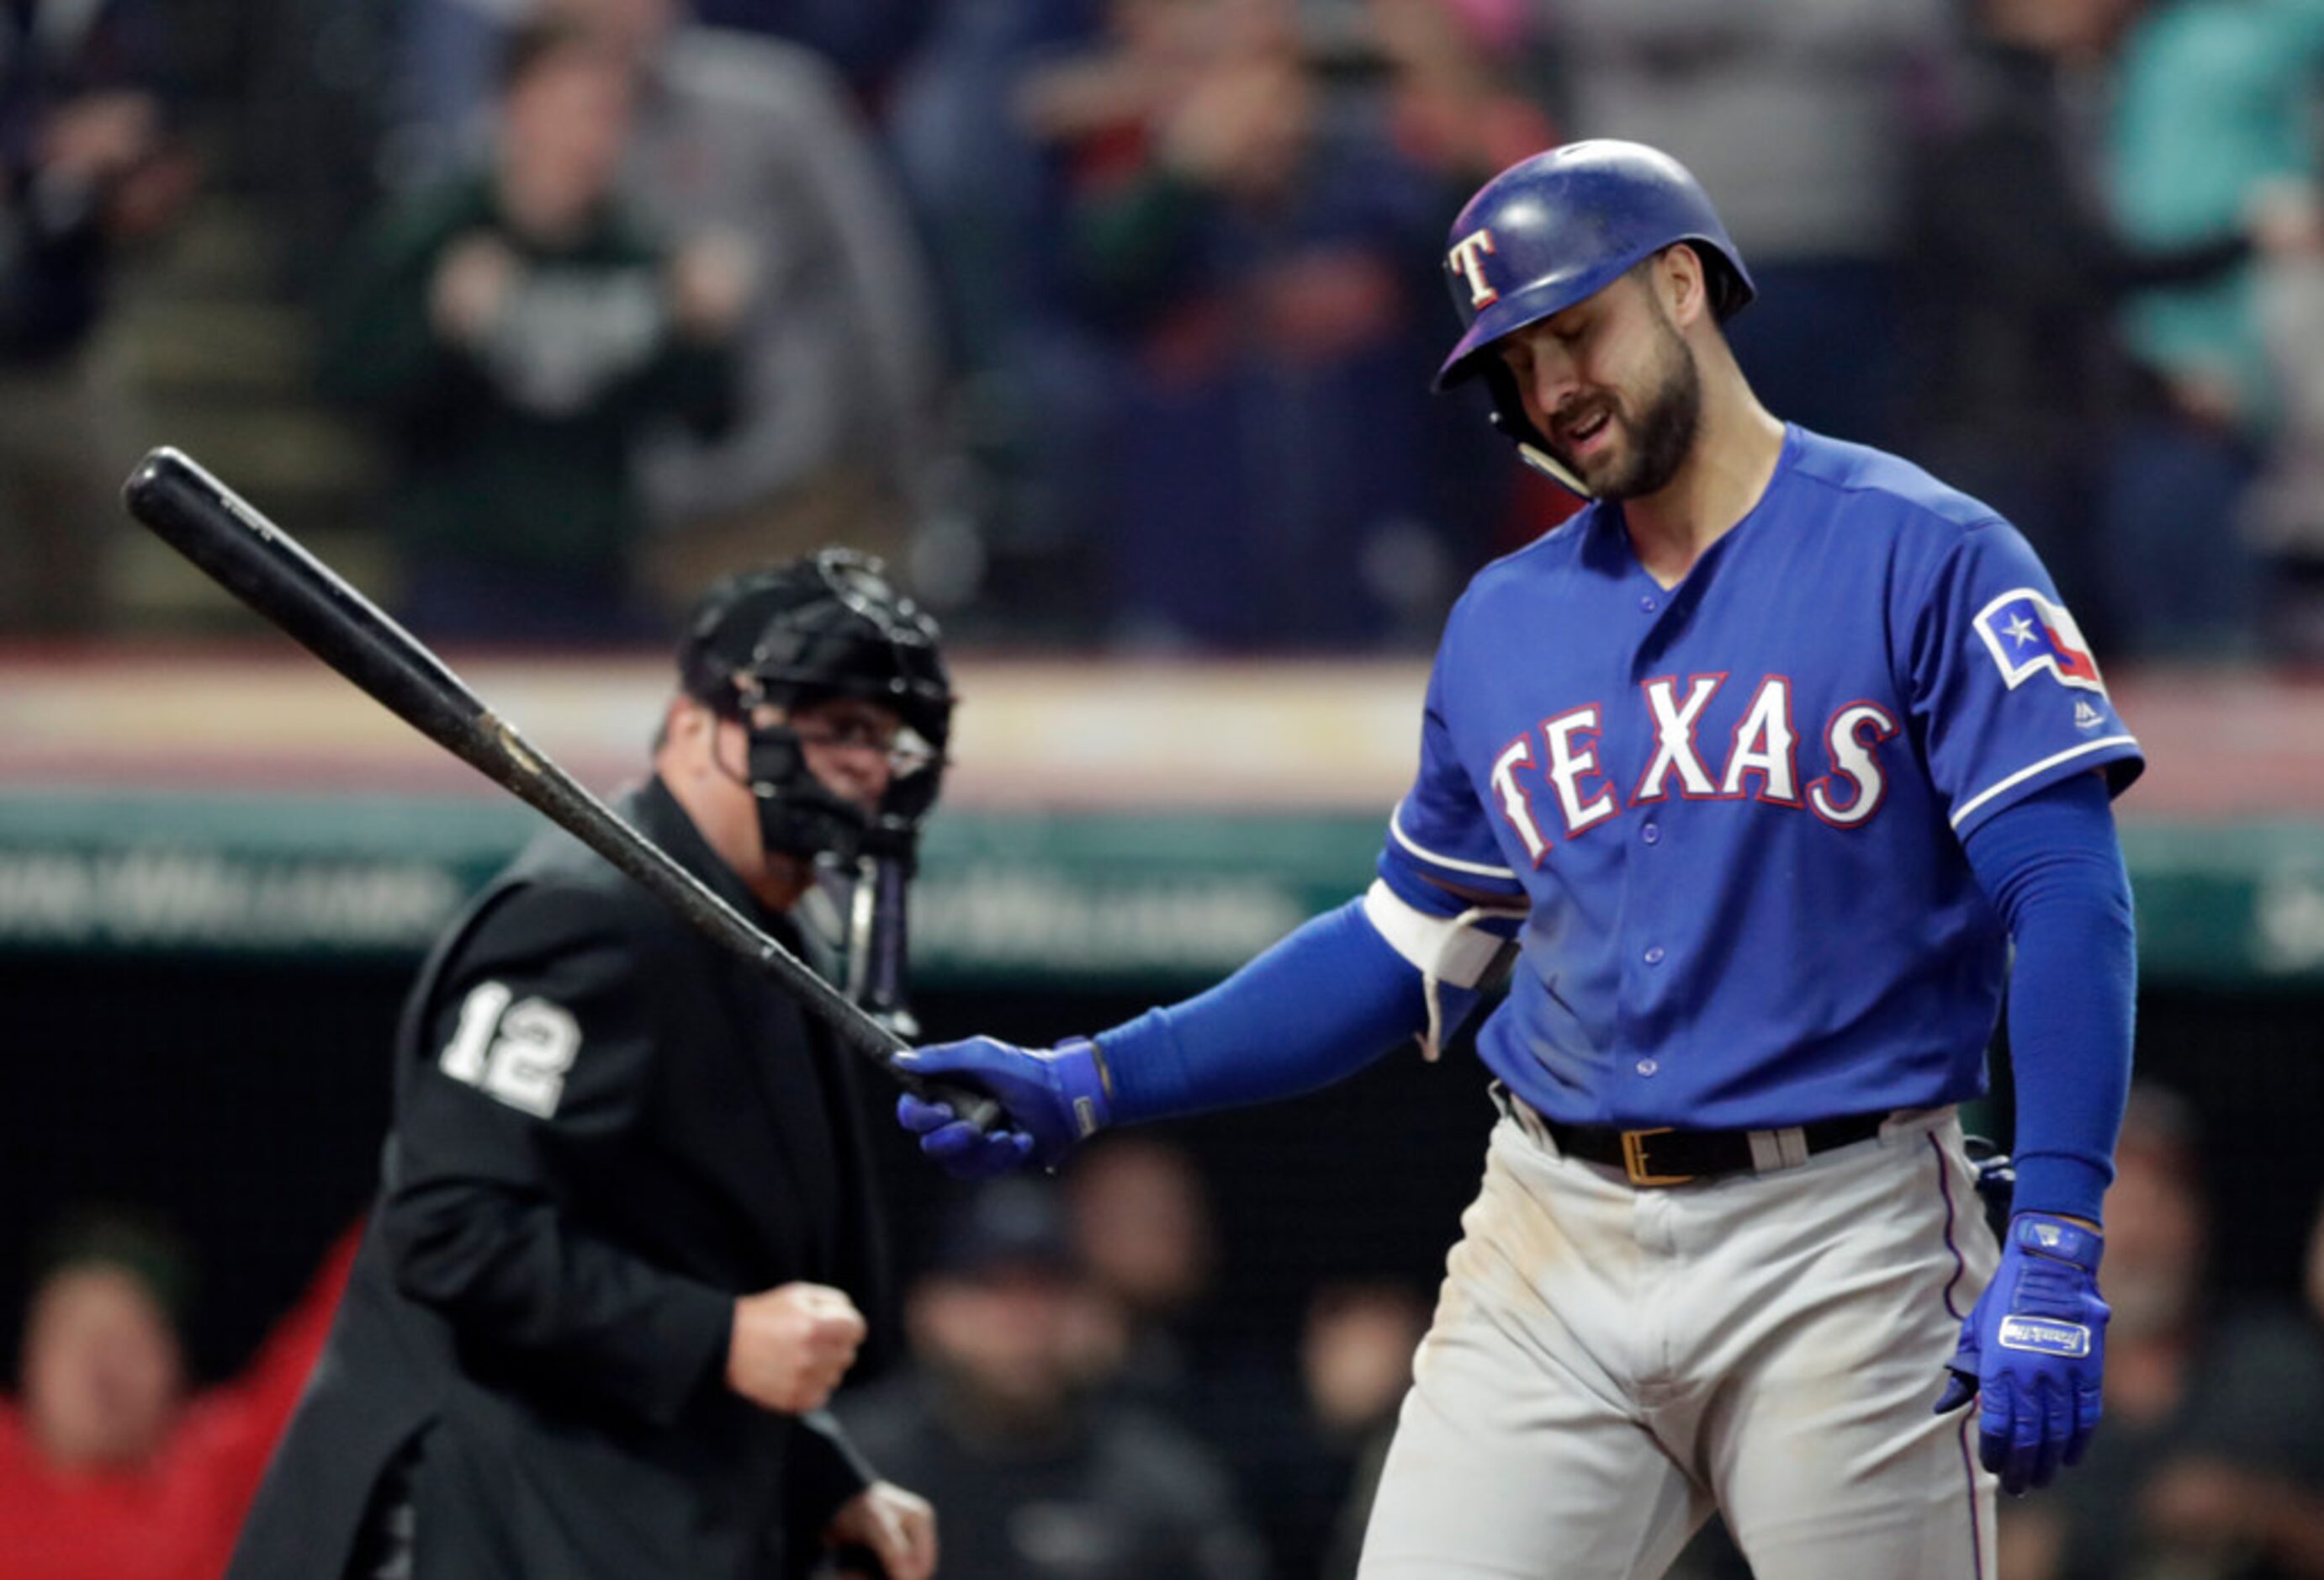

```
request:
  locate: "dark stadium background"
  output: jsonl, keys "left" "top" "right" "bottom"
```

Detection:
{"left": 5, "top": 955, "right": 2320, "bottom": 1390}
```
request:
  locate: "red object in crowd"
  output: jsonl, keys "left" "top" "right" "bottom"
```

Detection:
{"left": 0, "top": 1223, "right": 360, "bottom": 1580}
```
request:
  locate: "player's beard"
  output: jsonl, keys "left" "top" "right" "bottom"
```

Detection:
{"left": 1550, "top": 310, "right": 1702, "bottom": 501}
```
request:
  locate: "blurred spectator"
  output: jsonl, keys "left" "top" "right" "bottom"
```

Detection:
{"left": 1998, "top": 1084, "right": 2324, "bottom": 1578}
{"left": 683, "top": 0, "right": 938, "bottom": 103}
{"left": 2244, "top": 183, "right": 2324, "bottom": 663}
{"left": 1060, "top": 0, "right": 1476, "bottom": 649}
{"left": 1359, "top": 0, "right": 1556, "bottom": 191}
{"left": 597, "top": 0, "right": 950, "bottom": 617}
{"left": 881, "top": 0, "right": 1114, "bottom": 634}
{"left": 839, "top": 1175, "right": 1268, "bottom": 1579}
{"left": 1063, "top": 1136, "right": 1219, "bottom": 1417}
{"left": 0, "top": 0, "right": 195, "bottom": 633}
{"left": 1354, "top": 0, "right": 1576, "bottom": 559}
{"left": 389, "top": 0, "right": 950, "bottom": 616}
{"left": 1545, "top": 0, "right": 1950, "bottom": 449}
{"left": 1247, "top": 1280, "right": 1431, "bottom": 1580}
{"left": 1062, "top": 1138, "right": 1436, "bottom": 1576}
{"left": 1905, "top": 0, "right": 2252, "bottom": 649}
{"left": 393, "top": 0, "right": 531, "bottom": 184}
{"left": 398, "top": 0, "right": 936, "bottom": 124}
{"left": 0, "top": 1210, "right": 357, "bottom": 1580}
{"left": 320, "top": 15, "right": 744, "bottom": 643}
{"left": 2095, "top": 0, "right": 2324, "bottom": 657}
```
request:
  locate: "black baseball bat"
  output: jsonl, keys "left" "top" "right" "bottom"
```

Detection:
{"left": 120, "top": 446, "right": 998, "bottom": 1128}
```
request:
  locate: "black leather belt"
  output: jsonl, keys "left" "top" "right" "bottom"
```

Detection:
{"left": 1539, "top": 1111, "right": 1890, "bottom": 1186}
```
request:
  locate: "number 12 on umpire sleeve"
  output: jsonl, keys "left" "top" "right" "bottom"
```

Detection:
{"left": 440, "top": 979, "right": 582, "bottom": 1119}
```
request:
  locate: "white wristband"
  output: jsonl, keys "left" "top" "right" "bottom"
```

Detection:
{"left": 1360, "top": 880, "right": 1525, "bottom": 1061}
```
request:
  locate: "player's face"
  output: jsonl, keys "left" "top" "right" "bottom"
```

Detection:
{"left": 1496, "top": 268, "right": 1702, "bottom": 501}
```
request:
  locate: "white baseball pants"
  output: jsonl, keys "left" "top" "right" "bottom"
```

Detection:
{"left": 1359, "top": 1099, "right": 2001, "bottom": 1579}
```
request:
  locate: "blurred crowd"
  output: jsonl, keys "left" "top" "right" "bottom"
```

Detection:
{"left": 4, "top": 1137, "right": 1436, "bottom": 1580}
{"left": 24, "top": 1094, "right": 2324, "bottom": 1578}
{"left": 7, "top": 0, "right": 2324, "bottom": 656}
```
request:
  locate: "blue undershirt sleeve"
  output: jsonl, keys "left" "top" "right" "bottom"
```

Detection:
{"left": 1959, "top": 771, "right": 2136, "bottom": 1224}
{"left": 1093, "top": 899, "right": 1428, "bottom": 1125}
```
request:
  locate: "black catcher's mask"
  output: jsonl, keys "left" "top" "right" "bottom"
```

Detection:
{"left": 679, "top": 549, "right": 954, "bottom": 867}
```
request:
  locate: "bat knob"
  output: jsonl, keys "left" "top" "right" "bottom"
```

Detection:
{"left": 900, "top": 1068, "right": 1004, "bottom": 1134}
{"left": 943, "top": 1088, "right": 1006, "bottom": 1134}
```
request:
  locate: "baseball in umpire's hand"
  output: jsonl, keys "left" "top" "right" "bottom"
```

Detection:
{"left": 895, "top": 1037, "right": 1112, "bottom": 1176}
{"left": 725, "top": 1282, "right": 866, "bottom": 1414}
{"left": 1935, "top": 1212, "right": 2110, "bottom": 1495}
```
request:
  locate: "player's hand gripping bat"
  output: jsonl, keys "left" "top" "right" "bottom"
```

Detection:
{"left": 120, "top": 446, "right": 998, "bottom": 1129}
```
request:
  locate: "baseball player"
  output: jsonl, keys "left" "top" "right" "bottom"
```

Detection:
{"left": 897, "top": 141, "right": 2141, "bottom": 1577}
{"left": 230, "top": 552, "right": 948, "bottom": 1580}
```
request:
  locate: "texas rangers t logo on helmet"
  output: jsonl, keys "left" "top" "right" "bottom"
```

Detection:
{"left": 1974, "top": 589, "right": 2104, "bottom": 693}
{"left": 1448, "top": 229, "right": 1500, "bottom": 309}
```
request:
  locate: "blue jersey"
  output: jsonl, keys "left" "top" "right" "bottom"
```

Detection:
{"left": 1377, "top": 426, "right": 2144, "bottom": 1131}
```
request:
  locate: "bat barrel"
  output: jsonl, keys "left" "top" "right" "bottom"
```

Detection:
{"left": 124, "top": 448, "right": 500, "bottom": 774}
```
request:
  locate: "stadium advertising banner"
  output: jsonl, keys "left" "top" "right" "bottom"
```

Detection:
{"left": 0, "top": 658, "right": 2316, "bottom": 986}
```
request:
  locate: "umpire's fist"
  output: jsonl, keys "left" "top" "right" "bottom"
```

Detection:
{"left": 726, "top": 1282, "right": 867, "bottom": 1414}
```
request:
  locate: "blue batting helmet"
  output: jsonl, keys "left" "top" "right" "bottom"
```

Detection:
{"left": 1434, "top": 140, "right": 1755, "bottom": 391}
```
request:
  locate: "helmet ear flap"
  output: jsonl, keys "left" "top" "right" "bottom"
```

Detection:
{"left": 1477, "top": 361, "right": 1595, "bottom": 501}
{"left": 1476, "top": 359, "right": 1549, "bottom": 453}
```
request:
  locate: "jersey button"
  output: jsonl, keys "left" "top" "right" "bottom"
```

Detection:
{"left": 1636, "top": 1058, "right": 1660, "bottom": 1077}
{"left": 1644, "top": 945, "right": 1666, "bottom": 965}
{"left": 1638, "top": 595, "right": 1659, "bottom": 613}
{"left": 1641, "top": 822, "right": 1660, "bottom": 845}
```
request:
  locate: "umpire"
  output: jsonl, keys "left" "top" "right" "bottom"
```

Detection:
{"left": 230, "top": 551, "right": 950, "bottom": 1580}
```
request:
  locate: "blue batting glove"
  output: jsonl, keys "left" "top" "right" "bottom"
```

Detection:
{"left": 894, "top": 1036, "right": 1112, "bottom": 1177}
{"left": 1934, "top": 1212, "right": 2108, "bottom": 1495}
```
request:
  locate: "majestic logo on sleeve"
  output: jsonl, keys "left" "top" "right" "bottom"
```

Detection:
{"left": 1975, "top": 590, "right": 2105, "bottom": 694}
{"left": 1447, "top": 229, "right": 1500, "bottom": 309}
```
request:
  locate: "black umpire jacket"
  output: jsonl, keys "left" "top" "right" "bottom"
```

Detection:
{"left": 228, "top": 777, "right": 892, "bottom": 1580}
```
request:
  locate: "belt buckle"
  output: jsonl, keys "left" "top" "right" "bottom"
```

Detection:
{"left": 1621, "top": 1127, "right": 1693, "bottom": 1186}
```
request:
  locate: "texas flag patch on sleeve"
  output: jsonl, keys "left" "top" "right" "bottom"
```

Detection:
{"left": 1974, "top": 589, "right": 2105, "bottom": 693}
